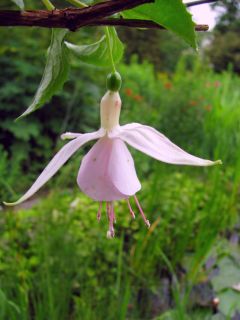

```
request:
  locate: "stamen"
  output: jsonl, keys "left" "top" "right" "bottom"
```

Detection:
{"left": 97, "top": 201, "right": 102, "bottom": 221}
{"left": 110, "top": 202, "right": 115, "bottom": 236}
{"left": 106, "top": 202, "right": 110, "bottom": 220}
{"left": 106, "top": 202, "right": 115, "bottom": 238}
{"left": 112, "top": 202, "right": 116, "bottom": 223}
{"left": 127, "top": 198, "right": 135, "bottom": 219}
{"left": 133, "top": 195, "right": 150, "bottom": 228}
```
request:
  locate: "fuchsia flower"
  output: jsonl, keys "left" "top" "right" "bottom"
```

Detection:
{"left": 4, "top": 90, "right": 221, "bottom": 238}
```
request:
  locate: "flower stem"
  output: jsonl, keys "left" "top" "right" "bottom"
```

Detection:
{"left": 42, "top": 0, "right": 54, "bottom": 10}
{"left": 105, "top": 26, "right": 116, "bottom": 73}
{"left": 72, "top": 0, "right": 117, "bottom": 74}
{"left": 66, "top": 0, "right": 88, "bottom": 8}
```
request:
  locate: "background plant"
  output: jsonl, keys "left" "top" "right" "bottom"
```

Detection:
{"left": 1, "top": 0, "right": 240, "bottom": 319}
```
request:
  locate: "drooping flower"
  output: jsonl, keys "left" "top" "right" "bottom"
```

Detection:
{"left": 4, "top": 75, "right": 221, "bottom": 237}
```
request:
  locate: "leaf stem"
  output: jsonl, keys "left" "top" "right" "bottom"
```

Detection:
{"left": 66, "top": 0, "right": 88, "bottom": 8}
{"left": 66, "top": 0, "right": 116, "bottom": 73}
{"left": 42, "top": 0, "right": 55, "bottom": 10}
{"left": 105, "top": 26, "right": 116, "bottom": 73}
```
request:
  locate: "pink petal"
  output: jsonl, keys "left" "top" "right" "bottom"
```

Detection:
{"left": 77, "top": 137, "right": 141, "bottom": 201}
{"left": 114, "top": 123, "right": 221, "bottom": 166}
{"left": 61, "top": 132, "right": 83, "bottom": 140}
{"left": 61, "top": 128, "right": 105, "bottom": 140}
{"left": 4, "top": 130, "right": 104, "bottom": 206}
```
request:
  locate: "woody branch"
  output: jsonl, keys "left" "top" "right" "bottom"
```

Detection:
{"left": 0, "top": 0, "right": 215, "bottom": 31}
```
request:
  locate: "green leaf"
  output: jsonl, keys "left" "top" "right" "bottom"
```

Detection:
{"left": 18, "top": 29, "right": 69, "bottom": 119}
{"left": 155, "top": 310, "right": 191, "bottom": 320}
{"left": 2, "top": 119, "right": 41, "bottom": 141}
{"left": 211, "top": 314, "right": 225, "bottom": 320}
{"left": 188, "top": 308, "right": 213, "bottom": 320}
{"left": 211, "top": 257, "right": 240, "bottom": 292}
{"left": 11, "top": 0, "right": 24, "bottom": 10}
{"left": 123, "top": 0, "right": 196, "bottom": 49}
{"left": 65, "top": 27, "right": 124, "bottom": 67}
{"left": 218, "top": 289, "right": 240, "bottom": 317}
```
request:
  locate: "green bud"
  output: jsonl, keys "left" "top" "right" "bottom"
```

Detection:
{"left": 106, "top": 72, "right": 122, "bottom": 92}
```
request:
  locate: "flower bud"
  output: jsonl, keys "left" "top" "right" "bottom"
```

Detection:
{"left": 106, "top": 72, "right": 122, "bottom": 92}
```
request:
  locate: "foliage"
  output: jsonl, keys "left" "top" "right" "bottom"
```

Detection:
{"left": 207, "top": 0, "right": 240, "bottom": 74}
{"left": 206, "top": 31, "right": 240, "bottom": 74}
{"left": 211, "top": 0, "right": 240, "bottom": 33}
{"left": 19, "top": 29, "right": 70, "bottom": 119}
{"left": 0, "top": 26, "right": 104, "bottom": 201}
{"left": 123, "top": 0, "right": 196, "bottom": 49}
{"left": 1, "top": 57, "right": 240, "bottom": 318}
{"left": 0, "top": 1, "right": 240, "bottom": 319}
{"left": 1, "top": 0, "right": 197, "bottom": 117}
{"left": 66, "top": 27, "right": 124, "bottom": 67}
{"left": 118, "top": 28, "right": 189, "bottom": 72}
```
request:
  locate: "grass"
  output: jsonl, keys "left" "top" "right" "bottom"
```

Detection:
{"left": 1, "top": 58, "right": 240, "bottom": 319}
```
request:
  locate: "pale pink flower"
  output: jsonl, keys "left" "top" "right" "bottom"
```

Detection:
{"left": 4, "top": 91, "right": 221, "bottom": 237}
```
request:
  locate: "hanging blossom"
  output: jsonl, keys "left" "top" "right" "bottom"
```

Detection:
{"left": 4, "top": 73, "right": 221, "bottom": 238}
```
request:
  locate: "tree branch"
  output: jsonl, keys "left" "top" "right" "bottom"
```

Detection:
{"left": 186, "top": 0, "right": 217, "bottom": 7}
{"left": 0, "top": 0, "right": 212, "bottom": 31}
{"left": 0, "top": 0, "right": 154, "bottom": 30}
{"left": 91, "top": 18, "right": 209, "bottom": 32}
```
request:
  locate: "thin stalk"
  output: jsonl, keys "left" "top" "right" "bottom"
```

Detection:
{"left": 186, "top": 0, "right": 217, "bottom": 7}
{"left": 42, "top": 0, "right": 55, "bottom": 10}
{"left": 105, "top": 26, "right": 116, "bottom": 73}
{"left": 66, "top": 0, "right": 88, "bottom": 8}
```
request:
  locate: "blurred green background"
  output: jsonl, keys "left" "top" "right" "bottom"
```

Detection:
{"left": 0, "top": 0, "right": 240, "bottom": 319}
